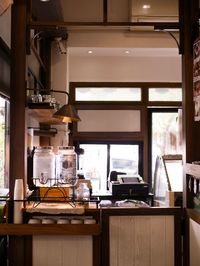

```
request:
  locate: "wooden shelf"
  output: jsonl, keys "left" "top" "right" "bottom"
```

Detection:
{"left": 0, "top": 224, "right": 101, "bottom": 236}
{"left": 27, "top": 107, "right": 65, "bottom": 125}
{"left": 187, "top": 208, "right": 200, "bottom": 225}
{"left": 185, "top": 163, "right": 200, "bottom": 179}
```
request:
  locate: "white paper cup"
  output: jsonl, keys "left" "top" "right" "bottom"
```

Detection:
{"left": 84, "top": 218, "right": 96, "bottom": 224}
{"left": 14, "top": 179, "right": 24, "bottom": 200}
{"left": 57, "top": 218, "right": 70, "bottom": 224}
{"left": 14, "top": 202, "right": 23, "bottom": 224}
{"left": 42, "top": 218, "right": 55, "bottom": 224}
{"left": 28, "top": 218, "right": 41, "bottom": 224}
{"left": 70, "top": 219, "right": 83, "bottom": 224}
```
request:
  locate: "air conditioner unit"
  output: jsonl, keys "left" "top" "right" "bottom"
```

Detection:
{"left": 130, "top": 0, "right": 178, "bottom": 31}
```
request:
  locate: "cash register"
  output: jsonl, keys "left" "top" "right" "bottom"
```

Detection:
{"left": 110, "top": 174, "right": 149, "bottom": 198}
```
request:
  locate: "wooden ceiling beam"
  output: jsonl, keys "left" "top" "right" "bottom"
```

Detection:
{"left": 28, "top": 21, "right": 180, "bottom": 30}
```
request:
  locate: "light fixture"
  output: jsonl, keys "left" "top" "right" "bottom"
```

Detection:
{"left": 124, "top": 50, "right": 130, "bottom": 54}
{"left": 51, "top": 90, "right": 81, "bottom": 123}
{"left": 142, "top": 4, "right": 151, "bottom": 9}
{"left": 53, "top": 104, "right": 81, "bottom": 123}
{"left": 88, "top": 50, "right": 93, "bottom": 54}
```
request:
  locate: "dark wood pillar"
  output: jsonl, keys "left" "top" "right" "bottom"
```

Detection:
{"left": 9, "top": 1, "right": 28, "bottom": 266}
{"left": 181, "top": 1, "right": 199, "bottom": 265}
{"left": 10, "top": 0, "right": 27, "bottom": 198}
{"left": 181, "top": 0, "right": 199, "bottom": 208}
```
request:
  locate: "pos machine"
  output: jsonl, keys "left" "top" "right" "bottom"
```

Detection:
{"left": 110, "top": 174, "right": 149, "bottom": 198}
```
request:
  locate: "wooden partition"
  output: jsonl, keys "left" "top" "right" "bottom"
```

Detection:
{"left": 102, "top": 208, "right": 182, "bottom": 266}
{"left": 185, "top": 209, "right": 200, "bottom": 266}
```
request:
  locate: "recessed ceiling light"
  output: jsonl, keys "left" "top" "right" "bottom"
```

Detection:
{"left": 143, "top": 4, "right": 151, "bottom": 9}
{"left": 40, "top": 0, "right": 50, "bottom": 2}
{"left": 124, "top": 50, "right": 130, "bottom": 54}
{"left": 88, "top": 50, "right": 93, "bottom": 54}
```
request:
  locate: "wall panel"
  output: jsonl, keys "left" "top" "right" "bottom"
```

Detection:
{"left": 109, "top": 215, "right": 174, "bottom": 266}
{"left": 33, "top": 235, "right": 93, "bottom": 266}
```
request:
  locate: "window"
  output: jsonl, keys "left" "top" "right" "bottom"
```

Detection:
{"left": 75, "top": 87, "right": 141, "bottom": 101}
{"left": 78, "top": 143, "right": 142, "bottom": 193}
{"left": 149, "top": 109, "right": 182, "bottom": 191}
{"left": 149, "top": 88, "right": 182, "bottom": 101}
{"left": 0, "top": 96, "right": 9, "bottom": 188}
{"left": 70, "top": 82, "right": 182, "bottom": 190}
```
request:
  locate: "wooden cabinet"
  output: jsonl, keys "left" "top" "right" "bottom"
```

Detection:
{"left": 102, "top": 208, "right": 182, "bottom": 266}
{"left": 185, "top": 164, "right": 200, "bottom": 266}
{"left": 185, "top": 163, "right": 200, "bottom": 209}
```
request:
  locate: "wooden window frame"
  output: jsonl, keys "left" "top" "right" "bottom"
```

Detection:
{"left": 69, "top": 82, "right": 182, "bottom": 182}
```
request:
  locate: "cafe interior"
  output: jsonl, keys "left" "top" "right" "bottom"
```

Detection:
{"left": 0, "top": 0, "right": 200, "bottom": 265}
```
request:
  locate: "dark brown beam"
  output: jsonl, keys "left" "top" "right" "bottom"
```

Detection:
{"left": 103, "top": 0, "right": 108, "bottom": 23}
{"left": 28, "top": 21, "right": 180, "bottom": 30}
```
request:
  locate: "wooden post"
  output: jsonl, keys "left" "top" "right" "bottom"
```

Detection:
{"left": 9, "top": 1, "right": 29, "bottom": 265}
{"left": 181, "top": 0, "right": 200, "bottom": 208}
{"left": 10, "top": 0, "right": 27, "bottom": 198}
{"left": 181, "top": 1, "right": 199, "bottom": 266}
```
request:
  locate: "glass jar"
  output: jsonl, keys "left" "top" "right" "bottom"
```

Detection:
{"left": 75, "top": 183, "right": 90, "bottom": 201}
{"left": 57, "top": 146, "right": 77, "bottom": 186}
{"left": 33, "top": 146, "right": 55, "bottom": 187}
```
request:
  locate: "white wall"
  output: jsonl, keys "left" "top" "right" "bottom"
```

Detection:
{"left": 51, "top": 41, "right": 69, "bottom": 147}
{"left": 69, "top": 55, "right": 181, "bottom": 82}
{"left": 68, "top": 29, "right": 181, "bottom": 83}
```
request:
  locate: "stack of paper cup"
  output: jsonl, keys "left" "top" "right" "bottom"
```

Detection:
{"left": 13, "top": 179, "right": 24, "bottom": 224}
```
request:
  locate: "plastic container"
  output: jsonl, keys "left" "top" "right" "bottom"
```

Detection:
{"left": 33, "top": 146, "right": 55, "bottom": 187}
{"left": 57, "top": 146, "right": 77, "bottom": 186}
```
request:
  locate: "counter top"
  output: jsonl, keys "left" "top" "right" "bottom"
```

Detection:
{"left": 24, "top": 202, "right": 98, "bottom": 215}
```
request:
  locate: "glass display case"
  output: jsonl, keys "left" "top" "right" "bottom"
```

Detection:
{"left": 153, "top": 154, "right": 182, "bottom": 206}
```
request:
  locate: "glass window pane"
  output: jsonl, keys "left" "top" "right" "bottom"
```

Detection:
{"left": 78, "top": 143, "right": 141, "bottom": 193}
{"left": 79, "top": 144, "right": 107, "bottom": 192}
{"left": 149, "top": 88, "right": 182, "bottom": 101}
{"left": 110, "top": 145, "right": 139, "bottom": 175}
{"left": 0, "top": 97, "right": 9, "bottom": 189}
{"left": 165, "top": 160, "right": 183, "bottom": 191}
{"left": 152, "top": 111, "right": 182, "bottom": 197}
{"left": 75, "top": 87, "right": 141, "bottom": 101}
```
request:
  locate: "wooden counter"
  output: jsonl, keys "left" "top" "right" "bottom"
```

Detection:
{"left": 0, "top": 224, "right": 100, "bottom": 235}
{"left": 4, "top": 207, "right": 181, "bottom": 266}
